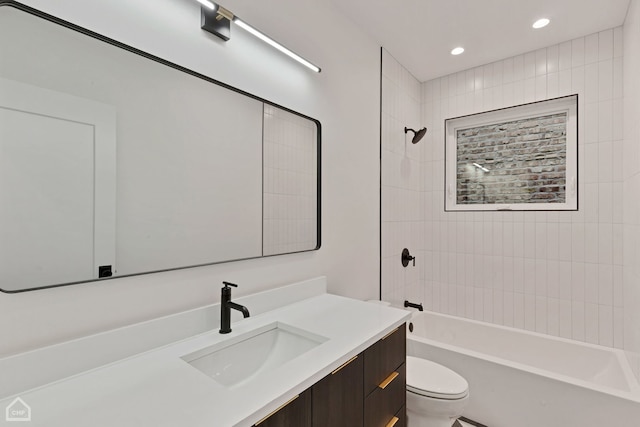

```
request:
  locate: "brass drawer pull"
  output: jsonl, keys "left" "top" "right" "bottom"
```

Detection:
{"left": 254, "top": 394, "right": 299, "bottom": 425}
{"left": 378, "top": 371, "right": 399, "bottom": 389}
{"left": 385, "top": 416, "right": 400, "bottom": 427}
{"left": 332, "top": 355, "right": 358, "bottom": 375}
{"left": 381, "top": 327, "right": 399, "bottom": 340}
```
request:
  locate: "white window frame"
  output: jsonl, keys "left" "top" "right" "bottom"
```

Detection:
{"left": 445, "top": 94, "right": 578, "bottom": 211}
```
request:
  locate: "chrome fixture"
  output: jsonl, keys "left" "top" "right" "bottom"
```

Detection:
{"left": 404, "top": 127, "right": 427, "bottom": 144}
{"left": 219, "top": 281, "right": 250, "bottom": 334}
{"left": 198, "top": 1, "right": 321, "bottom": 73}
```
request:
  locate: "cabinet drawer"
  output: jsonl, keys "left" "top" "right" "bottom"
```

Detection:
{"left": 312, "top": 353, "right": 364, "bottom": 427}
{"left": 364, "top": 325, "right": 406, "bottom": 396}
{"left": 364, "top": 362, "right": 406, "bottom": 427}
{"left": 390, "top": 405, "right": 406, "bottom": 427}
{"left": 253, "top": 388, "right": 311, "bottom": 427}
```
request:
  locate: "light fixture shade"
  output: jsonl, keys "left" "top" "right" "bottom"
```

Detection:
{"left": 234, "top": 18, "right": 321, "bottom": 73}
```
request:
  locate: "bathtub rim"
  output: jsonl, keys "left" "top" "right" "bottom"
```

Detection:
{"left": 406, "top": 309, "right": 640, "bottom": 403}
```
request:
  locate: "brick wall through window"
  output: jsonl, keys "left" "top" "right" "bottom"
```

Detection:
{"left": 455, "top": 113, "right": 567, "bottom": 205}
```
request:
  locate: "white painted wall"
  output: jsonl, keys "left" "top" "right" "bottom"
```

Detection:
{"left": 0, "top": 0, "right": 381, "bottom": 356}
{"left": 623, "top": 0, "right": 640, "bottom": 381}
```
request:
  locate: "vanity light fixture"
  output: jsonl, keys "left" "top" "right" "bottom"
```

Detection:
{"left": 199, "top": 1, "right": 321, "bottom": 73}
{"left": 532, "top": 18, "right": 550, "bottom": 29}
{"left": 451, "top": 47, "right": 464, "bottom": 56}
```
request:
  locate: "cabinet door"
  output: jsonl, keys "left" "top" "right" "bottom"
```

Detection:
{"left": 253, "top": 388, "right": 311, "bottom": 427}
{"left": 364, "top": 326, "right": 406, "bottom": 396}
{"left": 312, "top": 354, "right": 364, "bottom": 427}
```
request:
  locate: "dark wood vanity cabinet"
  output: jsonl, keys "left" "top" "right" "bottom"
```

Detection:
{"left": 312, "top": 354, "right": 364, "bottom": 426}
{"left": 363, "top": 326, "right": 407, "bottom": 427}
{"left": 363, "top": 325, "right": 406, "bottom": 395}
{"left": 254, "top": 324, "right": 406, "bottom": 427}
{"left": 253, "top": 389, "right": 312, "bottom": 427}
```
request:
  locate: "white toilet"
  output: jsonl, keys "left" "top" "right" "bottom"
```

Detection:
{"left": 364, "top": 300, "right": 469, "bottom": 427}
{"left": 406, "top": 356, "right": 469, "bottom": 427}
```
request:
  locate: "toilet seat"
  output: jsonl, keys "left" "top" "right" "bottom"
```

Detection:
{"left": 406, "top": 356, "right": 468, "bottom": 400}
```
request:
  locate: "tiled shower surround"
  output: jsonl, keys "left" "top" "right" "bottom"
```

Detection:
{"left": 381, "top": 48, "right": 424, "bottom": 312}
{"left": 623, "top": 0, "right": 640, "bottom": 380}
{"left": 382, "top": 26, "right": 635, "bottom": 371}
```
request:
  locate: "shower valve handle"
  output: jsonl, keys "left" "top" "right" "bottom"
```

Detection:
{"left": 401, "top": 248, "right": 415, "bottom": 267}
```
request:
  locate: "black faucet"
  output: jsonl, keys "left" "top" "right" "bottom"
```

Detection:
{"left": 404, "top": 300, "right": 424, "bottom": 311}
{"left": 219, "top": 281, "right": 250, "bottom": 334}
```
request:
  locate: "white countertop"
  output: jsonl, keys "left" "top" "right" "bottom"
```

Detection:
{"left": 0, "top": 288, "right": 409, "bottom": 427}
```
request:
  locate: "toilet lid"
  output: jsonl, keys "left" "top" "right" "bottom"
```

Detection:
{"left": 406, "top": 356, "right": 469, "bottom": 399}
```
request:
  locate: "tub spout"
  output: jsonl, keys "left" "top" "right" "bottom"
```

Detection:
{"left": 404, "top": 300, "right": 423, "bottom": 311}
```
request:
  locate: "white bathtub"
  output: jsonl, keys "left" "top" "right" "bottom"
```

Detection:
{"left": 407, "top": 310, "right": 640, "bottom": 427}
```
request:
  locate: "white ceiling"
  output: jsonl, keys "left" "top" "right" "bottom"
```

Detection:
{"left": 331, "top": 0, "right": 631, "bottom": 82}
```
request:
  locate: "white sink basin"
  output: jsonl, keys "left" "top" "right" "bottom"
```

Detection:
{"left": 182, "top": 322, "right": 327, "bottom": 388}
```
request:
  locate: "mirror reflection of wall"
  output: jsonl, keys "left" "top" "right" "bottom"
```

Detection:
{"left": 263, "top": 105, "right": 319, "bottom": 256}
{"left": 0, "top": 78, "right": 116, "bottom": 290}
{"left": 0, "top": 4, "right": 320, "bottom": 293}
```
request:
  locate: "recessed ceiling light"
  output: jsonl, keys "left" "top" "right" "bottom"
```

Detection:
{"left": 532, "top": 18, "right": 550, "bottom": 29}
{"left": 451, "top": 47, "right": 464, "bottom": 56}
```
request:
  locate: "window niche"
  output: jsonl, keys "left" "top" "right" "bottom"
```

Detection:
{"left": 445, "top": 95, "right": 578, "bottom": 211}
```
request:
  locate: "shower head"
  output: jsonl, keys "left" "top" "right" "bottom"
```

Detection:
{"left": 404, "top": 126, "right": 427, "bottom": 144}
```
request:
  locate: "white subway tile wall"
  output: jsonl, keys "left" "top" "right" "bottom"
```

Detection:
{"left": 381, "top": 49, "right": 424, "bottom": 307}
{"left": 382, "top": 28, "right": 626, "bottom": 351}
{"left": 623, "top": 0, "right": 640, "bottom": 380}
{"left": 263, "top": 105, "right": 318, "bottom": 255}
